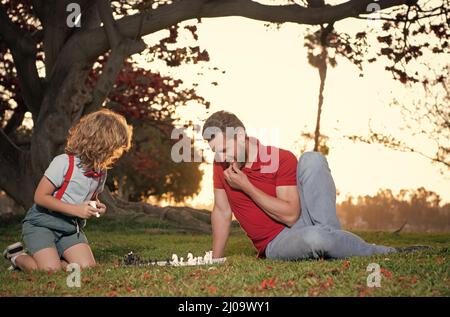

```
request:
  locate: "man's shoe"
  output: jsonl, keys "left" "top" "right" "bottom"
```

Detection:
{"left": 395, "top": 245, "right": 432, "bottom": 253}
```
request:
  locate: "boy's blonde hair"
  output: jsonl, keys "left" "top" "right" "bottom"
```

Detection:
{"left": 65, "top": 109, "right": 133, "bottom": 170}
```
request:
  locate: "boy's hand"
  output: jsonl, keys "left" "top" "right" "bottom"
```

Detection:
{"left": 75, "top": 201, "right": 99, "bottom": 219}
{"left": 96, "top": 200, "right": 107, "bottom": 215}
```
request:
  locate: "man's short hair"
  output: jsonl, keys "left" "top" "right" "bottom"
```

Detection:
{"left": 202, "top": 111, "right": 246, "bottom": 140}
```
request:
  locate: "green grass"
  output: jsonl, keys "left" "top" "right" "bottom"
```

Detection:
{"left": 0, "top": 214, "right": 449, "bottom": 297}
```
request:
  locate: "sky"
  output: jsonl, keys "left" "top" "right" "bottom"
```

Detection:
{"left": 133, "top": 13, "right": 450, "bottom": 208}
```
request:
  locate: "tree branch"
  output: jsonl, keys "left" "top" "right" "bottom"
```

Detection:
{"left": 31, "top": 0, "right": 46, "bottom": 24}
{"left": 3, "top": 102, "right": 26, "bottom": 135}
{"left": 96, "top": 0, "right": 121, "bottom": 47}
{"left": 0, "top": 4, "right": 43, "bottom": 117}
{"left": 82, "top": 0, "right": 146, "bottom": 115}
{"left": 83, "top": 38, "right": 146, "bottom": 115}
{"left": 57, "top": 0, "right": 410, "bottom": 66}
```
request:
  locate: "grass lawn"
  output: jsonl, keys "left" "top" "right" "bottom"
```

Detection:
{"left": 0, "top": 214, "right": 449, "bottom": 297}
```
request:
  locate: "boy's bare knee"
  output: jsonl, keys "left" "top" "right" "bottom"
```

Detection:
{"left": 42, "top": 265, "right": 62, "bottom": 272}
{"left": 28, "top": 262, "right": 38, "bottom": 271}
{"left": 79, "top": 259, "right": 96, "bottom": 269}
{"left": 37, "top": 261, "right": 62, "bottom": 272}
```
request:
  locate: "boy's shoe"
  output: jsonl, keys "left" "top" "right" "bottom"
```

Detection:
{"left": 3, "top": 242, "right": 26, "bottom": 269}
{"left": 395, "top": 245, "right": 432, "bottom": 253}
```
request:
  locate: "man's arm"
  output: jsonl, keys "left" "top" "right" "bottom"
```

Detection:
{"left": 245, "top": 184, "right": 300, "bottom": 227}
{"left": 211, "top": 188, "right": 233, "bottom": 258}
{"left": 224, "top": 163, "right": 300, "bottom": 227}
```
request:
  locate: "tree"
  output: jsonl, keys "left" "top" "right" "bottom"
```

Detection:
{"left": 0, "top": 0, "right": 448, "bottom": 230}
{"left": 336, "top": 187, "right": 450, "bottom": 231}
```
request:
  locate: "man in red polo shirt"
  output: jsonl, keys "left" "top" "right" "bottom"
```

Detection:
{"left": 202, "top": 111, "right": 424, "bottom": 260}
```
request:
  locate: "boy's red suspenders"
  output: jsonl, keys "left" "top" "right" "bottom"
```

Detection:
{"left": 54, "top": 154, "right": 102, "bottom": 201}
{"left": 52, "top": 154, "right": 81, "bottom": 234}
{"left": 52, "top": 155, "right": 101, "bottom": 234}
{"left": 54, "top": 155, "right": 75, "bottom": 200}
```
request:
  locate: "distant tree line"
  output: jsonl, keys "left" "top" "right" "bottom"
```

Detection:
{"left": 337, "top": 187, "right": 450, "bottom": 232}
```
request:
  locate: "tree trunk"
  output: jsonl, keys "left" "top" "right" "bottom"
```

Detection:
{"left": 99, "top": 188, "right": 212, "bottom": 234}
{"left": 313, "top": 47, "right": 328, "bottom": 152}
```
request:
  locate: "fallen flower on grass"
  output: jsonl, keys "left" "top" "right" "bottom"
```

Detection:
{"left": 342, "top": 260, "right": 350, "bottom": 270}
{"left": 208, "top": 285, "right": 217, "bottom": 295}
{"left": 320, "top": 276, "right": 334, "bottom": 290}
{"left": 261, "top": 278, "right": 276, "bottom": 289}
{"left": 381, "top": 268, "right": 393, "bottom": 279}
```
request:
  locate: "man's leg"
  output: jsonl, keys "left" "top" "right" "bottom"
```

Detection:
{"left": 266, "top": 151, "right": 395, "bottom": 260}
{"left": 295, "top": 151, "right": 341, "bottom": 229}
{"left": 266, "top": 225, "right": 395, "bottom": 260}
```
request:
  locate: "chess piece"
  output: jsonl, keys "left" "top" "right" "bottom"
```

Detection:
{"left": 203, "top": 251, "right": 213, "bottom": 264}
{"left": 187, "top": 253, "right": 197, "bottom": 266}
{"left": 88, "top": 201, "right": 101, "bottom": 218}
{"left": 170, "top": 254, "right": 179, "bottom": 266}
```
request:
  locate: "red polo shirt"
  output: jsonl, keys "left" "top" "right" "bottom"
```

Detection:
{"left": 213, "top": 138, "right": 298, "bottom": 257}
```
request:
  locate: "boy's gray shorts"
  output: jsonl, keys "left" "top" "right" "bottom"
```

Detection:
{"left": 22, "top": 221, "right": 88, "bottom": 257}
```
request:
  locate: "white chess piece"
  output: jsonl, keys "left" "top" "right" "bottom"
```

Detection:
{"left": 212, "top": 257, "right": 227, "bottom": 264}
{"left": 203, "top": 251, "right": 213, "bottom": 264}
{"left": 88, "top": 201, "right": 101, "bottom": 218}
{"left": 170, "top": 254, "right": 179, "bottom": 266}
{"left": 187, "top": 253, "right": 196, "bottom": 266}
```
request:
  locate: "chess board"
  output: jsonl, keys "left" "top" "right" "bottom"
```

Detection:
{"left": 122, "top": 251, "right": 226, "bottom": 267}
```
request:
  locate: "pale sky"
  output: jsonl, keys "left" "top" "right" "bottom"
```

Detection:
{"left": 134, "top": 14, "right": 450, "bottom": 208}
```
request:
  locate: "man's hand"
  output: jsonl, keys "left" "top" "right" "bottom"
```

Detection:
{"left": 223, "top": 162, "right": 252, "bottom": 191}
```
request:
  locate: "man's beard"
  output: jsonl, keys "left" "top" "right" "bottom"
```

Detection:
{"left": 222, "top": 145, "right": 246, "bottom": 170}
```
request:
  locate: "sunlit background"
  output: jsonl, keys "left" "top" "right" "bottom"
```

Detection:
{"left": 132, "top": 14, "right": 449, "bottom": 209}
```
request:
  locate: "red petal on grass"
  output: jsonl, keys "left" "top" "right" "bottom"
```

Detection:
{"left": 380, "top": 268, "right": 393, "bottom": 279}
{"left": 410, "top": 276, "right": 417, "bottom": 284}
{"left": 320, "top": 277, "right": 334, "bottom": 290}
{"left": 261, "top": 280, "right": 267, "bottom": 289}
{"left": 106, "top": 290, "right": 118, "bottom": 297}
{"left": 358, "top": 288, "right": 371, "bottom": 297}
{"left": 268, "top": 278, "right": 276, "bottom": 288}
{"left": 261, "top": 278, "right": 276, "bottom": 289}
{"left": 143, "top": 272, "right": 152, "bottom": 279}
{"left": 308, "top": 287, "right": 320, "bottom": 297}
{"left": 208, "top": 285, "right": 217, "bottom": 295}
{"left": 342, "top": 260, "right": 350, "bottom": 270}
